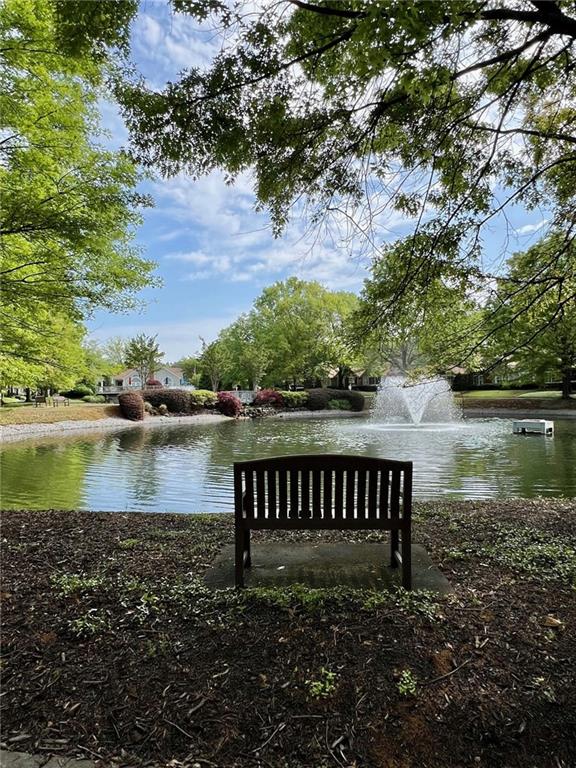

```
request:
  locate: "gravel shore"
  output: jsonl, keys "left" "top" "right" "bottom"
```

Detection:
{"left": 0, "top": 413, "right": 230, "bottom": 443}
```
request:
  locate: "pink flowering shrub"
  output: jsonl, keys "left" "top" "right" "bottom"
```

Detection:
{"left": 253, "top": 389, "right": 285, "bottom": 408}
{"left": 216, "top": 391, "right": 243, "bottom": 417}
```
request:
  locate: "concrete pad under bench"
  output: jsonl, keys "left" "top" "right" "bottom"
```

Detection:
{"left": 204, "top": 542, "right": 452, "bottom": 594}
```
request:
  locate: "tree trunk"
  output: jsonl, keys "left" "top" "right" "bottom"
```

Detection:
{"left": 561, "top": 367, "right": 572, "bottom": 399}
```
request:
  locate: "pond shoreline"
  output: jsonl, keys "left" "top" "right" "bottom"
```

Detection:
{"left": 0, "top": 408, "right": 366, "bottom": 443}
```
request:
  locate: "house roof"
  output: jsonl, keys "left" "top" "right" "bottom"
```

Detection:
{"left": 116, "top": 366, "right": 184, "bottom": 380}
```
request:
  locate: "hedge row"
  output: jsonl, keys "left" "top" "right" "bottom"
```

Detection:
{"left": 307, "top": 388, "right": 365, "bottom": 412}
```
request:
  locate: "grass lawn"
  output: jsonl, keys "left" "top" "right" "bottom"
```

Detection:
{"left": 2, "top": 502, "right": 575, "bottom": 768}
{"left": 458, "top": 389, "right": 574, "bottom": 399}
{"left": 0, "top": 402, "right": 119, "bottom": 426}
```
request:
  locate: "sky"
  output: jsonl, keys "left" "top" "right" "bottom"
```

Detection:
{"left": 88, "top": 1, "right": 550, "bottom": 364}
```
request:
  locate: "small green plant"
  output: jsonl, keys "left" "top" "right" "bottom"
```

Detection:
{"left": 397, "top": 669, "right": 418, "bottom": 697}
{"left": 51, "top": 573, "right": 105, "bottom": 596}
{"left": 328, "top": 398, "right": 352, "bottom": 410}
{"left": 68, "top": 609, "right": 109, "bottom": 638}
{"left": 117, "top": 538, "right": 141, "bottom": 550}
{"left": 306, "top": 668, "right": 337, "bottom": 699}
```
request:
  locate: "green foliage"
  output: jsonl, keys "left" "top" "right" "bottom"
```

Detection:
{"left": 279, "top": 390, "right": 309, "bottom": 408}
{"left": 443, "top": 522, "right": 576, "bottom": 583}
{"left": 124, "top": 334, "right": 164, "bottom": 388}
{"left": 63, "top": 385, "right": 94, "bottom": 399}
{"left": 485, "top": 234, "right": 576, "bottom": 397}
{"left": 101, "top": 0, "right": 576, "bottom": 365}
{"left": 397, "top": 669, "right": 418, "bottom": 697}
{"left": 0, "top": 0, "right": 157, "bottom": 388}
{"left": 68, "top": 609, "right": 109, "bottom": 638}
{"left": 328, "top": 398, "right": 352, "bottom": 410}
{"left": 51, "top": 572, "right": 106, "bottom": 596}
{"left": 189, "top": 389, "right": 218, "bottom": 408}
{"left": 82, "top": 394, "right": 106, "bottom": 403}
{"left": 117, "top": 538, "right": 141, "bottom": 550}
{"left": 305, "top": 668, "right": 337, "bottom": 699}
{"left": 306, "top": 388, "right": 365, "bottom": 412}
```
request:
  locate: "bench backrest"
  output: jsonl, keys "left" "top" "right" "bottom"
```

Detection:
{"left": 234, "top": 454, "right": 412, "bottom": 527}
{"left": 34, "top": 396, "right": 47, "bottom": 403}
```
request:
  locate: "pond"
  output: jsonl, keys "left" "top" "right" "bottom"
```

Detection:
{"left": 1, "top": 415, "right": 575, "bottom": 513}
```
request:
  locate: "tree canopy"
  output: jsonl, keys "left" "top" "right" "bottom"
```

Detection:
{"left": 124, "top": 333, "right": 164, "bottom": 386}
{"left": 0, "top": 0, "right": 158, "bottom": 389}
{"left": 53, "top": 0, "right": 575, "bottom": 362}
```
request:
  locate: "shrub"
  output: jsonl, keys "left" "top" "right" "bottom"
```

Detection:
{"left": 146, "top": 378, "right": 163, "bottom": 387}
{"left": 61, "top": 384, "right": 94, "bottom": 399}
{"left": 328, "top": 398, "right": 351, "bottom": 410}
{"left": 280, "top": 390, "right": 309, "bottom": 408}
{"left": 143, "top": 388, "right": 191, "bottom": 413}
{"left": 331, "top": 389, "right": 365, "bottom": 412}
{"left": 82, "top": 395, "right": 106, "bottom": 403}
{"left": 216, "top": 391, "right": 243, "bottom": 417}
{"left": 306, "top": 388, "right": 365, "bottom": 412}
{"left": 306, "top": 388, "right": 332, "bottom": 410}
{"left": 253, "top": 388, "right": 285, "bottom": 407}
{"left": 118, "top": 391, "right": 144, "bottom": 421}
{"left": 189, "top": 389, "right": 218, "bottom": 409}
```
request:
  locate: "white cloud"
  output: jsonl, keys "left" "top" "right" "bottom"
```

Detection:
{"left": 515, "top": 219, "right": 548, "bottom": 235}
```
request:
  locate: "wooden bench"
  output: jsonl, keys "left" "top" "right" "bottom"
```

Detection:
{"left": 234, "top": 454, "right": 413, "bottom": 589}
{"left": 34, "top": 395, "right": 47, "bottom": 407}
{"left": 52, "top": 395, "right": 70, "bottom": 407}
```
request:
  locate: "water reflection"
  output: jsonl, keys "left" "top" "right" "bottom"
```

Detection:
{"left": 0, "top": 416, "right": 574, "bottom": 513}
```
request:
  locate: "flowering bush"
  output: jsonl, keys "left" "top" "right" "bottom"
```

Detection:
{"left": 253, "top": 388, "right": 285, "bottom": 408}
{"left": 118, "top": 391, "right": 144, "bottom": 421}
{"left": 216, "top": 391, "right": 243, "bottom": 417}
{"left": 146, "top": 379, "right": 163, "bottom": 387}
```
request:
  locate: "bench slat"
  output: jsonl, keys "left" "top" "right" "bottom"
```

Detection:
{"left": 289, "top": 469, "right": 299, "bottom": 519}
{"left": 357, "top": 470, "right": 366, "bottom": 519}
{"left": 323, "top": 470, "right": 333, "bottom": 521}
{"left": 279, "top": 471, "right": 288, "bottom": 519}
{"left": 244, "top": 470, "right": 254, "bottom": 518}
{"left": 256, "top": 470, "right": 266, "bottom": 519}
{"left": 345, "top": 470, "right": 356, "bottom": 519}
{"left": 334, "top": 470, "right": 344, "bottom": 519}
{"left": 379, "top": 470, "right": 389, "bottom": 520}
{"left": 267, "top": 470, "right": 277, "bottom": 519}
{"left": 367, "top": 469, "right": 378, "bottom": 519}
{"left": 312, "top": 470, "right": 322, "bottom": 518}
{"left": 301, "top": 469, "right": 311, "bottom": 518}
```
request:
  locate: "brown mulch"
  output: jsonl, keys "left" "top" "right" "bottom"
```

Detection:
{"left": 1, "top": 501, "right": 575, "bottom": 768}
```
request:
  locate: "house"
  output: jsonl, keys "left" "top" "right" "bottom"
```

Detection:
{"left": 97, "top": 366, "right": 188, "bottom": 393}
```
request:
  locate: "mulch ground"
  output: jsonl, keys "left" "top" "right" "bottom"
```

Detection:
{"left": 1, "top": 501, "right": 575, "bottom": 768}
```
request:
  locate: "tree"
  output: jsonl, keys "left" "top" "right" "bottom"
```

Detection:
{"left": 58, "top": 0, "right": 575, "bottom": 362}
{"left": 217, "top": 313, "right": 269, "bottom": 389}
{"left": 0, "top": 0, "right": 158, "bottom": 376}
{"left": 124, "top": 334, "right": 164, "bottom": 387}
{"left": 199, "top": 338, "right": 229, "bottom": 391}
{"left": 174, "top": 356, "right": 202, "bottom": 387}
{"left": 101, "top": 337, "right": 129, "bottom": 368}
{"left": 0, "top": 308, "right": 88, "bottom": 393}
{"left": 352, "top": 240, "right": 485, "bottom": 375}
{"left": 485, "top": 233, "right": 576, "bottom": 397}
{"left": 251, "top": 278, "right": 359, "bottom": 386}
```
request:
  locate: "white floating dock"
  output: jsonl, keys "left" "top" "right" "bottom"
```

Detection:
{"left": 512, "top": 419, "right": 554, "bottom": 435}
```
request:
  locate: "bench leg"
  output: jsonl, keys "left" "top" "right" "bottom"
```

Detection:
{"left": 401, "top": 528, "right": 412, "bottom": 590}
{"left": 244, "top": 528, "right": 251, "bottom": 568}
{"left": 235, "top": 527, "right": 245, "bottom": 588}
{"left": 390, "top": 529, "right": 399, "bottom": 568}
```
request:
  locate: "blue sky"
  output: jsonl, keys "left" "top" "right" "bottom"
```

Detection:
{"left": 88, "top": 1, "right": 550, "bottom": 363}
